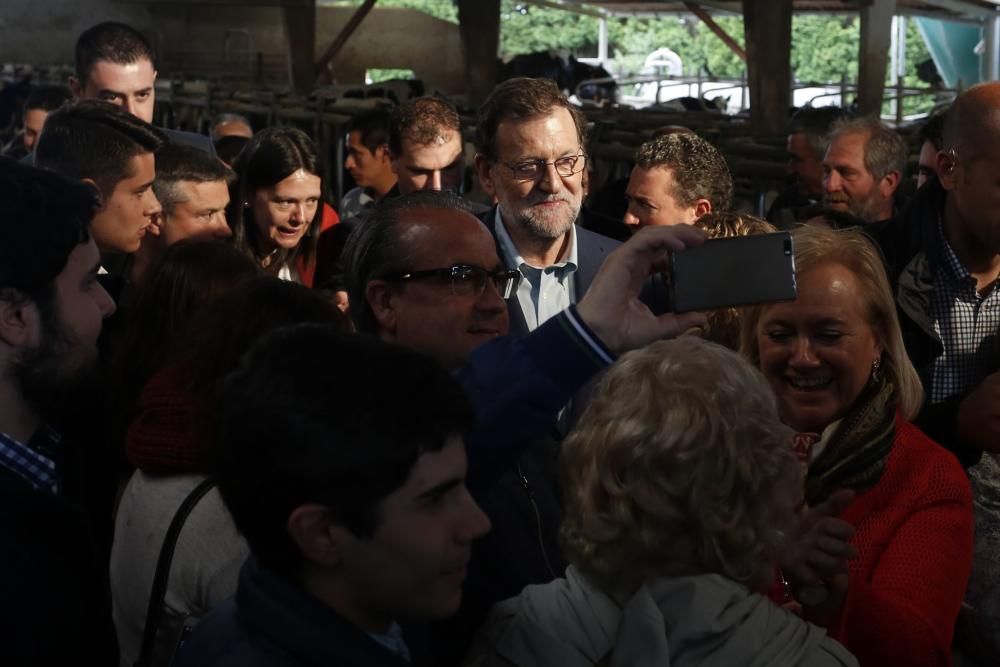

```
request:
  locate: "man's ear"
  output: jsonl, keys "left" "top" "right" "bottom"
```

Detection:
{"left": 364, "top": 280, "right": 397, "bottom": 337}
{"left": 287, "top": 503, "right": 343, "bottom": 568}
{"left": 0, "top": 291, "right": 37, "bottom": 348}
{"left": 474, "top": 153, "right": 497, "bottom": 199}
{"left": 68, "top": 75, "right": 83, "bottom": 99}
{"left": 693, "top": 199, "right": 712, "bottom": 220}
{"left": 375, "top": 144, "right": 391, "bottom": 165}
{"left": 879, "top": 170, "right": 901, "bottom": 198}
{"left": 80, "top": 178, "right": 105, "bottom": 208}
{"left": 936, "top": 150, "right": 958, "bottom": 191}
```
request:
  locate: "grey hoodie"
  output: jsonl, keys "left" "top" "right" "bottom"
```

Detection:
{"left": 466, "top": 566, "right": 857, "bottom": 667}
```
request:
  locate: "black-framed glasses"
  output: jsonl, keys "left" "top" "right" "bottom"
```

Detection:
{"left": 392, "top": 264, "right": 521, "bottom": 299}
{"left": 501, "top": 154, "right": 588, "bottom": 182}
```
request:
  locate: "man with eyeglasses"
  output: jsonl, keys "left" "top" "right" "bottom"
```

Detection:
{"left": 474, "top": 77, "right": 615, "bottom": 337}
{"left": 344, "top": 190, "right": 707, "bottom": 664}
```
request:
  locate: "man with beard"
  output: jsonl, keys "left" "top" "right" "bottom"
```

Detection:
{"left": 475, "top": 77, "right": 620, "bottom": 336}
{"left": 822, "top": 116, "right": 907, "bottom": 225}
{"left": 0, "top": 158, "right": 118, "bottom": 664}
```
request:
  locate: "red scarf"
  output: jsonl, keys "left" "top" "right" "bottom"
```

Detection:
{"left": 124, "top": 363, "right": 205, "bottom": 474}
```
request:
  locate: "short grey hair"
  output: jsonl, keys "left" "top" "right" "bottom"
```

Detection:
{"left": 828, "top": 116, "right": 907, "bottom": 181}
{"left": 561, "top": 336, "right": 800, "bottom": 591}
{"left": 152, "top": 142, "right": 234, "bottom": 217}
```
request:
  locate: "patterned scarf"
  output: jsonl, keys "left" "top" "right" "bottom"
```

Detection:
{"left": 803, "top": 378, "right": 897, "bottom": 506}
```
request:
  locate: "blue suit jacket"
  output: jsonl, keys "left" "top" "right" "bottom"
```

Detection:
{"left": 478, "top": 206, "right": 623, "bottom": 337}
{"left": 478, "top": 205, "right": 669, "bottom": 337}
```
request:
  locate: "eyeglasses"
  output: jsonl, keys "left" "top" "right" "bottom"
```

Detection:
{"left": 501, "top": 154, "right": 588, "bottom": 182}
{"left": 392, "top": 264, "right": 521, "bottom": 299}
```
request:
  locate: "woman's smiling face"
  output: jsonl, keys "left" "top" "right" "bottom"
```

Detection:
{"left": 756, "top": 262, "right": 883, "bottom": 433}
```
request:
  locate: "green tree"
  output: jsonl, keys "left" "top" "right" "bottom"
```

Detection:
{"left": 328, "top": 2, "right": 940, "bottom": 115}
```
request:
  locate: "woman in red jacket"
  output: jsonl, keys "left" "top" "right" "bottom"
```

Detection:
{"left": 740, "top": 224, "right": 974, "bottom": 666}
{"left": 227, "top": 127, "right": 337, "bottom": 286}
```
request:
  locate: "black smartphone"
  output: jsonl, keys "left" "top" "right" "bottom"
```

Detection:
{"left": 668, "top": 232, "right": 797, "bottom": 313}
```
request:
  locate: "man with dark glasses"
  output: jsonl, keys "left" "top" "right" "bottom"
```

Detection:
{"left": 344, "top": 189, "right": 706, "bottom": 664}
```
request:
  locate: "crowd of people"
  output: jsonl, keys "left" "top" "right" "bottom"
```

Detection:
{"left": 3, "top": 18, "right": 1000, "bottom": 667}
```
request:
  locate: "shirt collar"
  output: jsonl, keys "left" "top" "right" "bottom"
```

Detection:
{"left": 493, "top": 206, "right": 578, "bottom": 273}
{"left": 0, "top": 428, "right": 61, "bottom": 494}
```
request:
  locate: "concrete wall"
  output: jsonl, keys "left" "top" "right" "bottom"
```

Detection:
{"left": 0, "top": 0, "right": 154, "bottom": 66}
{"left": 0, "top": 2, "right": 465, "bottom": 93}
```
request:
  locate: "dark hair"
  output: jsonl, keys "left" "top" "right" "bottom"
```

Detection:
{"left": 109, "top": 240, "right": 260, "bottom": 414}
{"left": 228, "top": 127, "right": 324, "bottom": 275}
{"left": 75, "top": 21, "right": 156, "bottom": 82}
{"left": 789, "top": 106, "right": 851, "bottom": 160}
{"left": 23, "top": 85, "right": 72, "bottom": 115}
{"left": 349, "top": 108, "right": 392, "bottom": 154}
{"left": 917, "top": 112, "right": 946, "bottom": 152}
{"left": 0, "top": 158, "right": 95, "bottom": 310}
{"left": 34, "top": 99, "right": 165, "bottom": 199}
{"left": 634, "top": 133, "right": 733, "bottom": 212}
{"left": 343, "top": 190, "right": 475, "bottom": 334}
{"left": 153, "top": 142, "right": 235, "bottom": 217}
{"left": 389, "top": 97, "right": 461, "bottom": 157}
{"left": 214, "top": 134, "right": 249, "bottom": 167}
{"left": 476, "top": 77, "right": 587, "bottom": 161}
{"left": 184, "top": 276, "right": 347, "bottom": 397}
{"left": 213, "top": 323, "right": 473, "bottom": 577}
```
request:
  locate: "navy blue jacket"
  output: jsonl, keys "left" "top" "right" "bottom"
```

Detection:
{"left": 174, "top": 559, "right": 414, "bottom": 667}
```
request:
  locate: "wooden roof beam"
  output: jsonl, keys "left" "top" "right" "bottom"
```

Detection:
{"left": 684, "top": 2, "right": 747, "bottom": 60}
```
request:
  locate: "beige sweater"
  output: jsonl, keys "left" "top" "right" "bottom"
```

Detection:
{"left": 110, "top": 471, "right": 248, "bottom": 667}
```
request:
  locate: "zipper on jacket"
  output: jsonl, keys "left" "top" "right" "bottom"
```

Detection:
{"left": 517, "top": 463, "right": 557, "bottom": 579}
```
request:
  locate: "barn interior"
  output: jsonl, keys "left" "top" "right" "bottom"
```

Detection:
{"left": 2, "top": 0, "right": 998, "bottom": 214}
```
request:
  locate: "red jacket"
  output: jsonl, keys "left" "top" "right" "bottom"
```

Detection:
{"left": 294, "top": 203, "right": 339, "bottom": 287}
{"left": 820, "top": 418, "right": 973, "bottom": 666}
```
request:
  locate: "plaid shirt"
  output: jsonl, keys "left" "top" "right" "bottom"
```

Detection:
{"left": 0, "top": 427, "right": 62, "bottom": 494}
{"left": 928, "top": 221, "right": 1000, "bottom": 403}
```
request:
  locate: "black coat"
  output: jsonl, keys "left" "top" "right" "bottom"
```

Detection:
{"left": 0, "top": 442, "right": 118, "bottom": 666}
